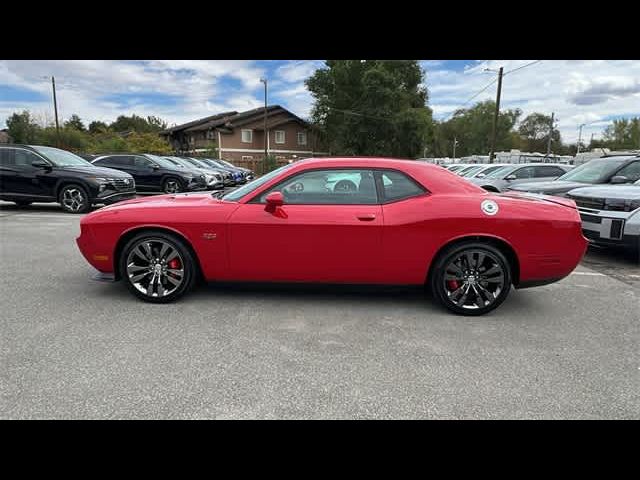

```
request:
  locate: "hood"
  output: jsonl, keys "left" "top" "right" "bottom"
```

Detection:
{"left": 567, "top": 185, "right": 640, "bottom": 200}
{"left": 508, "top": 180, "right": 589, "bottom": 195}
{"left": 96, "top": 192, "right": 232, "bottom": 213}
{"left": 58, "top": 165, "right": 133, "bottom": 178}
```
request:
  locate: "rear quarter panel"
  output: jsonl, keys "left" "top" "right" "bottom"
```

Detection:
{"left": 380, "top": 193, "right": 586, "bottom": 285}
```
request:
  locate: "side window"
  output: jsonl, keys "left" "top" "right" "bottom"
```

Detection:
{"left": 513, "top": 167, "right": 535, "bottom": 179}
{"left": 0, "top": 148, "right": 16, "bottom": 166}
{"left": 14, "top": 149, "right": 42, "bottom": 168}
{"left": 379, "top": 170, "right": 425, "bottom": 202}
{"left": 255, "top": 169, "right": 378, "bottom": 205}
{"left": 534, "top": 166, "right": 565, "bottom": 178}
{"left": 133, "top": 156, "right": 151, "bottom": 168}
{"left": 615, "top": 161, "right": 640, "bottom": 182}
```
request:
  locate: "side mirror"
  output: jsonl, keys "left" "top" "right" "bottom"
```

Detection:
{"left": 150, "top": 164, "right": 160, "bottom": 170}
{"left": 264, "top": 191, "right": 284, "bottom": 213}
{"left": 31, "top": 159, "right": 50, "bottom": 169}
{"left": 611, "top": 175, "right": 629, "bottom": 184}
{"left": 505, "top": 174, "right": 517, "bottom": 181}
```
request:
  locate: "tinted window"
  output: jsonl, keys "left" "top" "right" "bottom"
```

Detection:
{"left": 0, "top": 148, "right": 16, "bottom": 166}
{"left": 0, "top": 148, "right": 42, "bottom": 167}
{"left": 380, "top": 170, "right": 425, "bottom": 202}
{"left": 558, "top": 157, "right": 628, "bottom": 183}
{"left": 512, "top": 167, "right": 535, "bottom": 179}
{"left": 534, "top": 166, "right": 566, "bottom": 178}
{"left": 133, "top": 156, "right": 152, "bottom": 168}
{"left": 615, "top": 161, "right": 640, "bottom": 182}
{"left": 257, "top": 169, "right": 378, "bottom": 205}
{"left": 101, "top": 156, "right": 131, "bottom": 166}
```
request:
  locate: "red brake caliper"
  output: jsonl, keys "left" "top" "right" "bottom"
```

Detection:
{"left": 168, "top": 258, "right": 181, "bottom": 270}
{"left": 447, "top": 280, "right": 459, "bottom": 291}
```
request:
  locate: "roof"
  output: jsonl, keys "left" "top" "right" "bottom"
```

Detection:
{"left": 161, "top": 105, "right": 310, "bottom": 135}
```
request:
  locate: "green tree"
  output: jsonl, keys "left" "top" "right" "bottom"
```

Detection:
{"left": 602, "top": 118, "right": 640, "bottom": 150}
{"left": 124, "top": 132, "right": 173, "bottom": 154}
{"left": 64, "top": 114, "right": 86, "bottom": 131}
{"left": 517, "top": 113, "right": 561, "bottom": 153}
{"left": 110, "top": 114, "right": 167, "bottom": 133}
{"left": 6, "top": 110, "right": 40, "bottom": 144}
{"left": 88, "top": 120, "right": 109, "bottom": 134}
{"left": 434, "top": 101, "right": 521, "bottom": 157}
{"left": 306, "top": 60, "right": 434, "bottom": 158}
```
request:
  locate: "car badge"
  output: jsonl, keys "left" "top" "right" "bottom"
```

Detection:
{"left": 481, "top": 199, "right": 499, "bottom": 216}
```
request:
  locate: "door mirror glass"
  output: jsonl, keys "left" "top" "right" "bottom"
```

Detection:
{"left": 265, "top": 191, "right": 284, "bottom": 212}
{"left": 610, "top": 175, "right": 629, "bottom": 184}
{"left": 31, "top": 159, "right": 50, "bottom": 168}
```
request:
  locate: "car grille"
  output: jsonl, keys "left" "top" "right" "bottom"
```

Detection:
{"left": 572, "top": 196, "right": 605, "bottom": 210}
{"left": 113, "top": 178, "right": 135, "bottom": 190}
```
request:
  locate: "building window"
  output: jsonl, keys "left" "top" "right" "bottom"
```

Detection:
{"left": 206, "top": 130, "right": 215, "bottom": 140}
{"left": 297, "top": 131, "right": 307, "bottom": 145}
{"left": 275, "top": 130, "right": 285, "bottom": 144}
{"left": 241, "top": 129, "right": 253, "bottom": 143}
{"left": 242, "top": 155, "right": 254, "bottom": 161}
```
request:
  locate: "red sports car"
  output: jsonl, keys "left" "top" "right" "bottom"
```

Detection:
{"left": 76, "top": 158, "right": 588, "bottom": 315}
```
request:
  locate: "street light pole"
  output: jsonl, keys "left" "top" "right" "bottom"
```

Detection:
{"left": 546, "top": 112, "right": 555, "bottom": 156}
{"left": 51, "top": 76, "right": 60, "bottom": 147}
{"left": 576, "top": 123, "right": 585, "bottom": 155}
{"left": 488, "top": 66, "right": 503, "bottom": 164}
{"left": 259, "top": 78, "right": 268, "bottom": 162}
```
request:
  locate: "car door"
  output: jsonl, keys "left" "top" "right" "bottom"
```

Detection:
{"left": 0, "top": 147, "right": 52, "bottom": 198}
{"left": 227, "top": 168, "right": 383, "bottom": 283}
{"left": 532, "top": 165, "right": 567, "bottom": 182}
{"left": 132, "top": 156, "right": 160, "bottom": 189}
{"left": 612, "top": 160, "right": 640, "bottom": 183}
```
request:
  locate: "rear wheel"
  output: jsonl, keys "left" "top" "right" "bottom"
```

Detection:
{"left": 430, "top": 242, "right": 511, "bottom": 316}
{"left": 120, "top": 232, "right": 197, "bottom": 303}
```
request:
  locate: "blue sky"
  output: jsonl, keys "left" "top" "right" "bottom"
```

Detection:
{"left": 1, "top": 60, "right": 639, "bottom": 143}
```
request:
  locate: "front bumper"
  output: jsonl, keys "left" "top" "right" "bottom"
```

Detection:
{"left": 94, "top": 190, "right": 136, "bottom": 205}
{"left": 578, "top": 207, "right": 639, "bottom": 249}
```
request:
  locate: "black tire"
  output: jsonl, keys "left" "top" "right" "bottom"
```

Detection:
{"left": 58, "top": 184, "right": 91, "bottom": 214}
{"left": 119, "top": 231, "right": 197, "bottom": 303}
{"left": 430, "top": 241, "right": 512, "bottom": 316}
{"left": 14, "top": 200, "right": 32, "bottom": 207}
{"left": 162, "top": 177, "right": 184, "bottom": 194}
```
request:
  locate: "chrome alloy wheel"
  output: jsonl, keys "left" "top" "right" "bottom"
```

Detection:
{"left": 164, "top": 179, "right": 180, "bottom": 193}
{"left": 125, "top": 238, "right": 185, "bottom": 298}
{"left": 61, "top": 187, "right": 86, "bottom": 212}
{"left": 443, "top": 249, "right": 506, "bottom": 310}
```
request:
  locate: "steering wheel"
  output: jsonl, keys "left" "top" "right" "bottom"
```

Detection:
{"left": 289, "top": 182, "right": 304, "bottom": 193}
{"left": 334, "top": 179, "right": 357, "bottom": 192}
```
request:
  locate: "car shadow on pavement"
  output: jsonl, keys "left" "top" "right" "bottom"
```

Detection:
{"left": 0, "top": 202, "right": 102, "bottom": 214}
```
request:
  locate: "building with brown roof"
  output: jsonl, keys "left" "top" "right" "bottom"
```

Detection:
{"left": 159, "top": 105, "right": 328, "bottom": 162}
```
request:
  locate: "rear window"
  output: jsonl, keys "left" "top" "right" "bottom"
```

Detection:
{"left": 379, "top": 170, "right": 425, "bottom": 202}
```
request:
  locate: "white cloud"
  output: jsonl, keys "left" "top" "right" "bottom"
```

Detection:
{"left": 276, "top": 61, "right": 322, "bottom": 83}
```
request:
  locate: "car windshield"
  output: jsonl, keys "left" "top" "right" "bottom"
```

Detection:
{"left": 477, "top": 165, "right": 506, "bottom": 176}
{"left": 556, "top": 158, "right": 629, "bottom": 183}
{"left": 164, "top": 156, "right": 190, "bottom": 168}
{"left": 460, "top": 166, "right": 484, "bottom": 177}
{"left": 484, "top": 165, "right": 516, "bottom": 179}
{"left": 202, "top": 158, "right": 226, "bottom": 168}
{"left": 146, "top": 154, "right": 179, "bottom": 169}
{"left": 221, "top": 164, "right": 293, "bottom": 201}
{"left": 32, "top": 146, "right": 92, "bottom": 167}
{"left": 220, "top": 159, "right": 237, "bottom": 168}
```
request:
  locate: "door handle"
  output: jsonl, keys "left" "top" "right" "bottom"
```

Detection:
{"left": 357, "top": 214, "right": 376, "bottom": 221}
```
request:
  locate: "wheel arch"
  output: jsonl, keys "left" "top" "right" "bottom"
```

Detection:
{"left": 425, "top": 234, "right": 521, "bottom": 287}
{"left": 55, "top": 178, "right": 92, "bottom": 200}
{"left": 113, "top": 225, "right": 204, "bottom": 282}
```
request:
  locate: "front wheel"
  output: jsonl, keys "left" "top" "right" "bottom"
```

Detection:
{"left": 59, "top": 184, "right": 91, "bottom": 213}
{"left": 162, "top": 177, "right": 183, "bottom": 194}
{"left": 120, "top": 232, "right": 197, "bottom": 303}
{"left": 430, "top": 242, "right": 511, "bottom": 316}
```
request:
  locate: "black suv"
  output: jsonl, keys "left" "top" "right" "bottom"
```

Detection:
{"left": 0, "top": 144, "right": 136, "bottom": 213}
{"left": 91, "top": 153, "right": 208, "bottom": 194}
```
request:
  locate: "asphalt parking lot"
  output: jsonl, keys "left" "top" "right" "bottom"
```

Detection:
{"left": 1, "top": 201, "right": 638, "bottom": 419}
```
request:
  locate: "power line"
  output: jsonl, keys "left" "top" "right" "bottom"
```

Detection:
{"left": 442, "top": 77, "right": 498, "bottom": 121}
{"left": 503, "top": 60, "right": 542, "bottom": 76}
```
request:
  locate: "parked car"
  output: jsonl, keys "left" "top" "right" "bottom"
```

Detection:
{"left": 0, "top": 144, "right": 135, "bottom": 213}
{"left": 462, "top": 164, "right": 509, "bottom": 179}
{"left": 444, "top": 164, "right": 466, "bottom": 172}
{"left": 566, "top": 179, "right": 640, "bottom": 255}
{"left": 198, "top": 158, "right": 246, "bottom": 185}
{"left": 76, "top": 157, "right": 587, "bottom": 316}
{"left": 177, "top": 157, "right": 234, "bottom": 187}
{"left": 507, "top": 155, "right": 640, "bottom": 196}
{"left": 471, "top": 163, "right": 573, "bottom": 192}
{"left": 161, "top": 156, "right": 224, "bottom": 190}
{"left": 454, "top": 165, "right": 480, "bottom": 176}
{"left": 214, "top": 158, "right": 255, "bottom": 181}
{"left": 91, "top": 153, "right": 209, "bottom": 194}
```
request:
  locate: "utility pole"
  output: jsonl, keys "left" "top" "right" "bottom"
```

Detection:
{"left": 590, "top": 133, "right": 594, "bottom": 149}
{"left": 259, "top": 78, "right": 268, "bottom": 163}
{"left": 51, "top": 76, "right": 60, "bottom": 147}
{"left": 488, "top": 66, "right": 503, "bottom": 164}
{"left": 576, "top": 123, "right": 585, "bottom": 155}
{"left": 546, "top": 112, "right": 555, "bottom": 156}
{"left": 452, "top": 137, "right": 459, "bottom": 159}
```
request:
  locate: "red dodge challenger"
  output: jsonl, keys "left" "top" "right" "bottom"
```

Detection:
{"left": 76, "top": 158, "right": 588, "bottom": 315}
